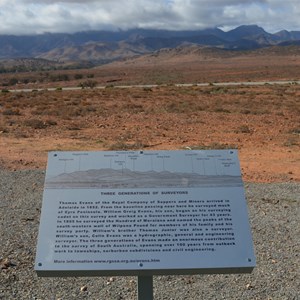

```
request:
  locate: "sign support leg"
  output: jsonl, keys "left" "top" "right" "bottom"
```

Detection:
{"left": 138, "top": 276, "right": 153, "bottom": 300}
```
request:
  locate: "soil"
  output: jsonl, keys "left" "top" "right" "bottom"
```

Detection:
{"left": 1, "top": 82, "right": 299, "bottom": 182}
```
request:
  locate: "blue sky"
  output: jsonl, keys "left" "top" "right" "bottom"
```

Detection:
{"left": 0, "top": 0, "right": 299, "bottom": 35}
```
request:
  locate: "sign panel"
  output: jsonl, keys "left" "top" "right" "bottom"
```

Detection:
{"left": 35, "top": 150, "right": 255, "bottom": 276}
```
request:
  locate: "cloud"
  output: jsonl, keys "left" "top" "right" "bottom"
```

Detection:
{"left": 0, "top": 0, "right": 299, "bottom": 35}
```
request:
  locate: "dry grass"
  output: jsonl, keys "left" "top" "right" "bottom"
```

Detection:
{"left": 0, "top": 85, "right": 299, "bottom": 137}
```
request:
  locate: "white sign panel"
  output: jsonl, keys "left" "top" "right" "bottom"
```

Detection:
{"left": 35, "top": 150, "right": 256, "bottom": 276}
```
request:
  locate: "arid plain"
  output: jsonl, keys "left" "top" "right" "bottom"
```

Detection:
{"left": 0, "top": 46, "right": 299, "bottom": 182}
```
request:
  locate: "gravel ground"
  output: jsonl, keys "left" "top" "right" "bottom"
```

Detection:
{"left": 0, "top": 169, "right": 299, "bottom": 300}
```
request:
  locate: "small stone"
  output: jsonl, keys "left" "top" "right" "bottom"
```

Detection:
{"left": 80, "top": 286, "right": 87, "bottom": 292}
{"left": 106, "top": 277, "right": 115, "bottom": 285}
{"left": 0, "top": 258, "right": 13, "bottom": 269}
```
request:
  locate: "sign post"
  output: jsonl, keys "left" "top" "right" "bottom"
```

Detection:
{"left": 138, "top": 276, "right": 153, "bottom": 300}
{"left": 35, "top": 150, "right": 255, "bottom": 297}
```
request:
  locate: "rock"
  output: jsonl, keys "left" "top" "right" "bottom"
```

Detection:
{"left": 80, "top": 286, "right": 87, "bottom": 292}
{"left": 246, "top": 283, "right": 254, "bottom": 290}
{"left": 0, "top": 258, "right": 14, "bottom": 269}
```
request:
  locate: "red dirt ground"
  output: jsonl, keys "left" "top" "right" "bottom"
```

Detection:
{"left": 1, "top": 48, "right": 300, "bottom": 182}
{"left": 1, "top": 82, "right": 299, "bottom": 183}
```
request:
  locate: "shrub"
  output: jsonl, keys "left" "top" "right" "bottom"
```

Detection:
{"left": 50, "top": 74, "right": 69, "bottom": 82}
{"left": 24, "top": 119, "right": 47, "bottom": 129}
{"left": 74, "top": 74, "right": 83, "bottom": 80}
{"left": 289, "top": 128, "right": 300, "bottom": 134}
{"left": 235, "top": 125, "right": 251, "bottom": 134}
{"left": 213, "top": 107, "right": 231, "bottom": 113}
{"left": 2, "top": 108, "right": 21, "bottom": 116}
{"left": 8, "top": 78, "right": 18, "bottom": 86}
{"left": 79, "top": 80, "right": 97, "bottom": 89}
{"left": 0, "top": 125, "right": 8, "bottom": 133}
{"left": 45, "top": 120, "right": 57, "bottom": 126}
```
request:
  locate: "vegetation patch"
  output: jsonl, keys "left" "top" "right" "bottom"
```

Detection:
{"left": 235, "top": 125, "right": 251, "bottom": 134}
{"left": 188, "top": 143, "right": 238, "bottom": 150}
{"left": 2, "top": 108, "right": 21, "bottom": 116}
{"left": 24, "top": 119, "right": 57, "bottom": 129}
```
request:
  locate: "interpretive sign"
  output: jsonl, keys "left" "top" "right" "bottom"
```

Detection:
{"left": 35, "top": 150, "right": 256, "bottom": 277}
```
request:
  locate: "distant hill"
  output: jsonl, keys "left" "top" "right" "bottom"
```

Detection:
{"left": 37, "top": 40, "right": 151, "bottom": 64}
{"left": 105, "top": 44, "right": 300, "bottom": 70}
{"left": 0, "top": 25, "right": 299, "bottom": 66}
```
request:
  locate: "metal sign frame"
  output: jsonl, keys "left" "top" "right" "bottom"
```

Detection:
{"left": 35, "top": 150, "right": 256, "bottom": 279}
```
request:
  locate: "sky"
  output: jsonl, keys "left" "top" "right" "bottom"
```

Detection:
{"left": 0, "top": 0, "right": 299, "bottom": 35}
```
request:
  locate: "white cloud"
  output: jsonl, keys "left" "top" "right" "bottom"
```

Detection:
{"left": 0, "top": 0, "right": 299, "bottom": 35}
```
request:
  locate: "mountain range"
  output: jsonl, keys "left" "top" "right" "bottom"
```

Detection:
{"left": 0, "top": 25, "right": 300, "bottom": 65}
{"left": 45, "top": 168, "right": 243, "bottom": 189}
